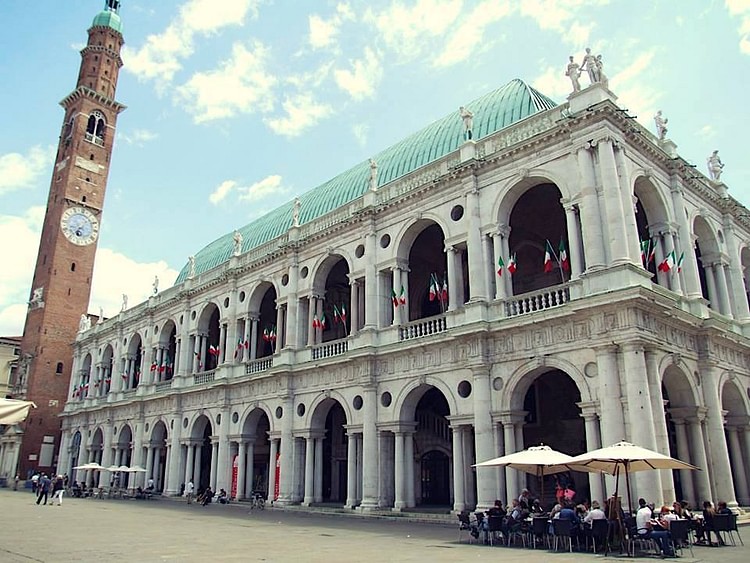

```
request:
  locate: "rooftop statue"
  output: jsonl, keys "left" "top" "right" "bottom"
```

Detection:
{"left": 233, "top": 230, "right": 243, "bottom": 256}
{"left": 152, "top": 275, "right": 159, "bottom": 295}
{"left": 565, "top": 56, "right": 581, "bottom": 93}
{"left": 459, "top": 106, "right": 474, "bottom": 140}
{"left": 369, "top": 159, "right": 378, "bottom": 192}
{"left": 707, "top": 150, "right": 724, "bottom": 182}
{"left": 97, "top": 306, "right": 104, "bottom": 324}
{"left": 79, "top": 313, "right": 91, "bottom": 332}
{"left": 581, "top": 47, "right": 600, "bottom": 84}
{"left": 654, "top": 110, "right": 668, "bottom": 141}
{"left": 595, "top": 54, "right": 608, "bottom": 89}
{"left": 292, "top": 198, "right": 301, "bottom": 227}
{"left": 121, "top": 294, "right": 128, "bottom": 311}
{"left": 188, "top": 255, "right": 196, "bottom": 279}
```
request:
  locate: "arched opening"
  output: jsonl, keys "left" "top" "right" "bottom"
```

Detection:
{"left": 406, "top": 223, "right": 451, "bottom": 320}
{"left": 70, "top": 431, "right": 82, "bottom": 483}
{"left": 100, "top": 345, "right": 113, "bottom": 396}
{"left": 196, "top": 304, "right": 221, "bottom": 370}
{"left": 157, "top": 321, "right": 177, "bottom": 381}
{"left": 240, "top": 409, "right": 271, "bottom": 499}
{"left": 257, "top": 286, "right": 278, "bottom": 357}
{"left": 309, "top": 398, "right": 348, "bottom": 504}
{"left": 415, "top": 387, "right": 451, "bottom": 506}
{"left": 126, "top": 333, "right": 143, "bottom": 389}
{"left": 721, "top": 381, "right": 750, "bottom": 505}
{"left": 321, "top": 257, "right": 351, "bottom": 342}
{"left": 662, "top": 366, "right": 699, "bottom": 504}
{"left": 508, "top": 183, "right": 568, "bottom": 295}
{"left": 76, "top": 354, "right": 93, "bottom": 399}
{"left": 517, "top": 369, "right": 586, "bottom": 506}
{"left": 116, "top": 425, "right": 133, "bottom": 488}
{"left": 149, "top": 421, "right": 169, "bottom": 492}
{"left": 693, "top": 216, "right": 721, "bottom": 311}
{"left": 88, "top": 428, "right": 104, "bottom": 487}
{"left": 740, "top": 246, "right": 750, "bottom": 308}
{"left": 189, "top": 415, "right": 213, "bottom": 493}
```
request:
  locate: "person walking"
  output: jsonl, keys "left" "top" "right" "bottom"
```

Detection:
{"left": 185, "top": 480, "right": 194, "bottom": 504}
{"left": 51, "top": 476, "right": 65, "bottom": 506}
{"left": 36, "top": 473, "right": 51, "bottom": 505}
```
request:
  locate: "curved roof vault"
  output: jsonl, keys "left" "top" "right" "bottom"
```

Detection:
{"left": 176, "top": 78, "right": 557, "bottom": 283}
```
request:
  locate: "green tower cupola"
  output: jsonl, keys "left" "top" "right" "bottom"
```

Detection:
{"left": 92, "top": 0, "right": 123, "bottom": 34}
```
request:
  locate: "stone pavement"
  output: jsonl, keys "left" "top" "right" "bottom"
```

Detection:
{"left": 0, "top": 489, "right": 747, "bottom": 562}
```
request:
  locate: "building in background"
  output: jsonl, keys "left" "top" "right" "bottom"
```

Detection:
{"left": 58, "top": 71, "right": 750, "bottom": 511}
{"left": 0, "top": 0, "right": 126, "bottom": 477}
{"left": 0, "top": 337, "right": 21, "bottom": 400}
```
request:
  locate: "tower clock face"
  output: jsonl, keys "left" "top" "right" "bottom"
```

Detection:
{"left": 60, "top": 207, "right": 99, "bottom": 246}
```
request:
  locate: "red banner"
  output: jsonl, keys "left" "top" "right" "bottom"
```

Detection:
{"left": 274, "top": 452, "right": 280, "bottom": 501}
{"left": 230, "top": 454, "right": 238, "bottom": 499}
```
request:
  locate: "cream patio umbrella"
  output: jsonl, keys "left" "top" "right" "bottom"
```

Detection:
{"left": 567, "top": 441, "right": 699, "bottom": 513}
{"left": 0, "top": 398, "right": 36, "bottom": 425}
{"left": 474, "top": 444, "right": 594, "bottom": 506}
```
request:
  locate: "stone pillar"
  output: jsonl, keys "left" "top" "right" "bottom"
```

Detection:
{"left": 166, "top": 421, "right": 182, "bottom": 496}
{"left": 598, "top": 139, "right": 630, "bottom": 264}
{"left": 216, "top": 408, "right": 230, "bottom": 492}
{"left": 405, "top": 431, "right": 415, "bottom": 508}
{"left": 286, "top": 258, "right": 300, "bottom": 348}
{"left": 210, "top": 440, "right": 219, "bottom": 489}
{"left": 670, "top": 418, "right": 695, "bottom": 506}
{"left": 688, "top": 414, "right": 713, "bottom": 503}
{"left": 722, "top": 217, "right": 750, "bottom": 320}
{"left": 564, "top": 202, "right": 583, "bottom": 278}
{"left": 145, "top": 446, "right": 155, "bottom": 484}
{"left": 714, "top": 260, "right": 733, "bottom": 318}
{"left": 360, "top": 385, "right": 379, "bottom": 509}
{"left": 595, "top": 345, "right": 626, "bottom": 466}
{"left": 576, "top": 146, "right": 606, "bottom": 270}
{"left": 491, "top": 231, "right": 508, "bottom": 300}
{"left": 267, "top": 438, "right": 278, "bottom": 502}
{"left": 391, "top": 266, "right": 402, "bottom": 326}
{"left": 670, "top": 177, "right": 703, "bottom": 299}
{"left": 613, "top": 144, "right": 642, "bottom": 263}
{"left": 194, "top": 445, "right": 203, "bottom": 489}
{"left": 303, "top": 436, "right": 315, "bottom": 505}
{"left": 452, "top": 425, "right": 466, "bottom": 512}
{"left": 501, "top": 416, "right": 517, "bottom": 502}
{"left": 393, "top": 432, "right": 405, "bottom": 510}
{"left": 364, "top": 221, "right": 378, "bottom": 329}
{"left": 314, "top": 438, "right": 323, "bottom": 502}
{"left": 621, "top": 343, "right": 661, "bottom": 502}
{"left": 700, "top": 363, "right": 737, "bottom": 507}
{"left": 580, "top": 408, "right": 604, "bottom": 504}
{"left": 250, "top": 317, "right": 259, "bottom": 359}
{"left": 346, "top": 431, "right": 358, "bottom": 508}
{"left": 494, "top": 421, "right": 506, "bottom": 503}
{"left": 472, "top": 367, "right": 495, "bottom": 509}
{"left": 236, "top": 441, "right": 246, "bottom": 500}
{"left": 645, "top": 348, "right": 674, "bottom": 504}
{"left": 726, "top": 426, "right": 749, "bottom": 505}
{"left": 445, "top": 246, "right": 458, "bottom": 311}
{"left": 274, "top": 305, "right": 284, "bottom": 352}
{"left": 277, "top": 396, "right": 294, "bottom": 504}
{"left": 465, "top": 181, "right": 488, "bottom": 301}
{"left": 350, "top": 279, "right": 360, "bottom": 335}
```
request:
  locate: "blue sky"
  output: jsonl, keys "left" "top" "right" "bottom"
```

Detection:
{"left": 1, "top": 0, "right": 750, "bottom": 335}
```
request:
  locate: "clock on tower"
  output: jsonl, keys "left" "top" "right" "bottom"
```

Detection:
{"left": 11, "top": 1, "right": 127, "bottom": 476}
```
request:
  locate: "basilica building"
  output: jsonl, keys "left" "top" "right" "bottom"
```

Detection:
{"left": 58, "top": 73, "right": 750, "bottom": 512}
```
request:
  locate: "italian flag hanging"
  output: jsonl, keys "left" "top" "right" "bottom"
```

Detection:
{"left": 543, "top": 240, "right": 554, "bottom": 273}
{"left": 559, "top": 239, "right": 570, "bottom": 272}
{"left": 312, "top": 314, "right": 320, "bottom": 329}
{"left": 320, "top": 312, "right": 327, "bottom": 329}
{"left": 508, "top": 253, "right": 517, "bottom": 275}
{"left": 658, "top": 250, "right": 676, "bottom": 272}
{"left": 676, "top": 251, "right": 685, "bottom": 273}
{"left": 497, "top": 255, "right": 504, "bottom": 276}
{"left": 391, "top": 288, "right": 399, "bottom": 307}
{"left": 429, "top": 274, "right": 438, "bottom": 301}
{"left": 332, "top": 304, "right": 341, "bottom": 324}
{"left": 340, "top": 303, "right": 347, "bottom": 323}
{"left": 399, "top": 286, "right": 406, "bottom": 305}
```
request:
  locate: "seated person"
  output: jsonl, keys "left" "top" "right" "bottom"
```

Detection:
{"left": 530, "top": 500, "right": 544, "bottom": 515}
{"left": 502, "top": 499, "right": 527, "bottom": 538}
{"left": 695, "top": 501, "right": 722, "bottom": 546}
{"left": 217, "top": 488, "right": 229, "bottom": 504}
{"left": 135, "top": 486, "right": 145, "bottom": 499}
{"left": 557, "top": 501, "right": 583, "bottom": 542}
{"left": 201, "top": 486, "right": 213, "bottom": 506}
{"left": 71, "top": 481, "right": 81, "bottom": 497}
{"left": 482, "top": 499, "right": 505, "bottom": 535}
{"left": 584, "top": 500, "right": 606, "bottom": 525}
{"left": 716, "top": 501, "right": 732, "bottom": 515}
{"left": 518, "top": 489, "right": 532, "bottom": 510}
{"left": 635, "top": 499, "right": 674, "bottom": 557}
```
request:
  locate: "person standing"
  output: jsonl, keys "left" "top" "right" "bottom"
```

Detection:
{"left": 36, "top": 473, "right": 51, "bottom": 505}
{"left": 185, "top": 480, "right": 194, "bottom": 504}
{"left": 51, "top": 476, "right": 65, "bottom": 506}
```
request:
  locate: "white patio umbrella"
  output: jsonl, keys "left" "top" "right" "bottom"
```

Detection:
{"left": 105, "top": 465, "right": 121, "bottom": 472}
{"left": 0, "top": 398, "right": 36, "bottom": 425}
{"left": 117, "top": 465, "right": 131, "bottom": 472}
{"left": 72, "top": 462, "right": 104, "bottom": 470}
{"left": 474, "top": 444, "right": 594, "bottom": 505}
{"left": 567, "top": 441, "right": 699, "bottom": 512}
{"left": 128, "top": 465, "right": 147, "bottom": 473}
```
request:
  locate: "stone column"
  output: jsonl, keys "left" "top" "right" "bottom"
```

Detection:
{"left": 669, "top": 177, "right": 703, "bottom": 298}
{"left": 598, "top": 139, "right": 630, "bottom": 264}
{"left": 576, "top": 146, "right": 606, "bottom": 270}
{"left": 194, "top": 445, "right": 203, "bottom": 489}
{"left": 621, "top": 343, "right": 661, "bottom": 502}
{"left": 645, "top": 347, "right": 674, "bottom": 504}
{"left": 216, "top": 408, "right": 230, "bottom": 492}
{"left": 286, "top": 258, "right": 300, "bottom": 348}
{"left": 267, "top": 438, "right": 278, "bottom": 502}
{"left": 250, "top": 317, "right": 259, "bottom": 359}
{"left": 360, "top": 385, "right": 379, "bottom": 510}
{"left": 563, "top": 202, "right": 583, "bottom": 278}
{"left": 405, "top": 431, "right": 415, "bottom": 508}
{"left": 452, "top": 425, "right": 466, "bottom": 512}
{"left": 314, "top": 438, "right": 323, "bottom": 503}
{"left": 726, "top": 425, "right": 749, "bottom": 505}
{"left": 613, "top": 144, "right": 642, "bottom": 263}
{"left": 472, "top": 367, "right": 495, "bottom": 509}
{"left": 491, "top": 231, "right": 507, "bottom": 300}
{"left": 303, "top": 436, "right": 315, "bottom": 505}
{"left": 700, "top": 363, "right": 737, "bottom": 507}
{"left": 350, "top": 279, "right": 360, "bottom": 335}
{"left": 501, "top": 416, "right": 517, "bottom": 502}
{"left": 687, "top": 413, "right": 713, "bottom": 503}
{"left": 595, "top": 346, "right": 626, "bottom": 455}
{"left": 714, "top": 260, "right": 733, "bottom": 317}
{"left": 345, "top": 431, "right": 358, "bottom": 508}
{"left": 277, "top": 396, "right": 294, "bottom": 504}
{"left": 445, "top": 246, "right": 458, "bottom": 311}
{"left": 494, "top": 421, "right": 506, "bottom": 502}
{"left": 166, "top": 422, "right": 182, "bottom": 496}
{"left": 209, "top": 440, "right": 218, "bottom": 489}
{"left": 580, "top": 407, "right": 604, "bottom": 504}
{"left": 364, "top": 221, "right": 378, "bottom": 329}
{"left": 670, "top": 417, "right": 695, "bottom": 506}
{"left": 393, "top": 432, "right": 405, "bottom": 510}
{"left": 274, "top": 305, "right": 284, "bottom": 352}
{"left": 236, "top": 441, "right": 246, "bottom": 500}
{"left": 391, "top": 266, "right": 402, "bottom": 326}
{"left": 722, "top": 217, "right": 750, "bottom": 320}
{"left": 145, "top": 445, "right": 155, "bottom": 484}
{"left": 465, "top": 180, "right": 488, "bottom": 301}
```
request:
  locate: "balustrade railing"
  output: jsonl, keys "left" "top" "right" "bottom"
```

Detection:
{"left": 504, "top": 284, "right": 571, "bottom": 317}
{"left": 154, "top": 380, "right": 173, "bottom": 392}
{"left": 193, "top": 370, "right": 216, "bottom": 385}
{"left": 246, "top": 357, "right": 273, "bottom": 375}
{"left": 311, "top": 338, "right": 349, "bottom": 360}
{"left": 398, "top": 316, "right": 447, "bottom": 341}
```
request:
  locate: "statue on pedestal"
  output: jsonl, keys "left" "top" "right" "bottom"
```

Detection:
{"left": 459, "top": 106, "right": 474, "bottom": 140}
{"left": 97, "top": 306, "right": 104, "bottom": 324}
{"left": 187, "top": 255, "right": 196, "bottom": 278}
{"left": 368, "top": 159, "right": 378, "bottom": 191}
{"left": 581, "top": 47, "right": 600, "bottom": 84}
{"left": 152, "top": 275, "right": 159, "bottom": 295}
{"left": 292, "top": 198, "right": 301, "bottom": 227}
{"left": 565, "top": 56, "right": 581, "bottom": 93}
{"left": 121, "top": 294, "right": 128, "bottom": 311}
{"left": 595, "top": 54, "right": 608, "bottom": 89}
{"left": 707, "top": 150, "right": 724, "bottom": 182}
{"left": 653, "top": 110, "right": 668, "bottom": 140}
{"left": 233, "top": 230, "right": 243, "bottom": 256}
{"left": 79, "top": 314, "right": 91, "bottom": 332}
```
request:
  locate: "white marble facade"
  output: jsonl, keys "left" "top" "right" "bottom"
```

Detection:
{"left": 57, "top": 84, "right": 750, "bottom": 512}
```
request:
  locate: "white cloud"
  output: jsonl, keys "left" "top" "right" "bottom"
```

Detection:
{"left": 352, "top": 123, "right": 370, "bottom": 147}
{"left": 531, "top": 64, "right": 573, "bottom": 101}
{"left": 118, "top": 129, "right": 158, "bottom": 145}
{"left": 519, "top": 0, "right": 608, "bottom": 45}
{"left": 698, "top": 124, "right": 717, "bottom": 140}
{"left": 610, "top": 48, "right": 661, "bottom": 129}
{"left": 176, "top": 41, "right": 277, "bottom": 123}
{"left": 209, "top": 180, "right": 236, "bottom": 205}
{"left": 334, "top": 47, "right": 383, "bottom": 100}
{"left": 0, "top": 146, "right": 55, "bottom": 195}
{"left": 122, "top": 0, "right": 259, "bottom": 85}
{"left": 308, "top": 3, "right": 356, "bottom": 50}
{"left": 237, "top": 175, "right": 287, "bottom": 203}
{"left": 726, "top": 0, "right": 750, "bottom": 54}
{"left": 367, "top": 0, "right": 463, "bottom": 60}
{"left": 265, "top": 94, "right": 333, "bottom": 137}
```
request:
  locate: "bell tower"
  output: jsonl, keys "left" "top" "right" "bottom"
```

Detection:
{"left": 14, "top": 1, "right": 126, "bottom": 475}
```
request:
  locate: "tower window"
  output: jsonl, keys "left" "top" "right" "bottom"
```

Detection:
{"left": 82, "top": 195, "right": 87, "bottom": 202}
{"left": 90, "top": 154, "right": 94, "bottom": 160}
{"left": 71, "top": 262, "right": 76, "bottom": 272}
{"left": 86, "top": 111, "right": 105, "bottom": 146}
{"left": 68, "top": 288, "right": 71, "bottom": 296}
{"left": 56, "top": 362, "right": 64, "bottom": 374}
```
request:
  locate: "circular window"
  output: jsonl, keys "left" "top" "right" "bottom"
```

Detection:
{"left": 451, "top": 205, "right": 464, "bottom": 221}
{"left": 492, "top": 377, "right": 504, "bottom": 391}
{"left": 216, "top": 413, "right": 222, "bottom": 425}
{"left": 191, "top": 311, "right": 196, "bottom": 320}
{"left": 584, "top": 362, "right": 598, "bottom": 378}
{"left": 224, "top": 297, "right": 230, "bottom": 308}
{"left": 300, "top": 266, "right": 309, "bottom": 279}
{"left": 380, "top": 391, "right": 392, "bottom": 407}
{"left": 145, "top": 423, "right": 150, "bottom": 433}
{"left": 239, "top": 291, "right": 246, "bottom": 303}
{"left": 355, "top": 244, "right": 365, "bottom": 258}
{"left": 353, "top": 395, "right": 363, "bottom": 410}
{"left": 232, "top": 412, "right": 239, "bottom": 423}
{"left": 457, "top": 380, "right": 472, "bottom": 398}
{"left": 183, "top": 418, "right": 188, "bottom": 428}
{"left": 380, "top": 234, "right": 391, "bottom": 248}
{"left": 275, "top": 406, "right": 283, "bottom": 419}
{"left": 281, "top": 274, "right": 289, "bottom": 286}
{"left": 297, "top": 403, "right": 306, "bottom": 417}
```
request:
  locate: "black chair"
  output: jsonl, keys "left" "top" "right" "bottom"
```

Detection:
{"left": 551, "top": 519, "right": 575, "bottom": 552}
{"left": 625, "top": 516, "right": 659, "bottom": 557}
{"left": 669, "top": 519, "right": 693, "bottom": 558}
{"left": 590, "top": 518, "right": 609, "bottom": 553}
{"left": 474, "top": 512, "right": 485, "bottom": 542}
{"left": 713, "top": 514, "right": 732, "bottom": 546}
{"left": 457, "top": 512, "right": 476, "bottom": 544}
{"left": 531, "top": 516, "right": 549, "bottom": 549}
{"left": 727, "top": 513, "right": 743, "bottom": 546}
{"left": 487, "top": 515, "right": 504, "bottom": 546}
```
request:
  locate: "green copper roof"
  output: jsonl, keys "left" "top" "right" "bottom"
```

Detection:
{"left": 92, "top": 9, "right": 123, "bottom": 34}
{"left": 176, "top": 79, "right": 556, "bottom": 283}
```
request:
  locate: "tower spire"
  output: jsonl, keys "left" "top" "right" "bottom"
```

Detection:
{"left": 106, "top": 0, "right": 121, "bottom": 13}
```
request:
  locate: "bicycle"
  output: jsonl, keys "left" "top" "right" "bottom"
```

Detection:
{"left": 249, "top": 492, "right": 265, "bottom": 510}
